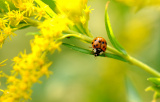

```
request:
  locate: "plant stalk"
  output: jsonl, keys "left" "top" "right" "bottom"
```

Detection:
{"left": 63, "top": 31, "right": 160, "bottom": 77}
{"left": 107, "top": 45, "right": 160, "bottom": 77}
{"left": 126, "top": 55, "right": 160, "bottom": 77}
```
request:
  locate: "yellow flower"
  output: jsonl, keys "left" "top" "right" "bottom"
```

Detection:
{"left": 5, "top": 10, "right": 27, "bottom": 26}
{"left": 30, "top": 43, "right": 42, "bottom": 56}
{"left": 19, "top": 82, "right": 28, "bottom": 90}
{"left": 3, "top": 25, "right": 16, "bottom": 39}
{"left": 32, "top": 35, "right": 50, "bottom": 51}
{"left": 7, "top": 76, "right": 17, "bottom": 83}
{"left": 0, "top": 33, "right": 6, "bottom": 48}
{"left": 40, "top": 62, "right": 52, "bottom": 78}
{"left": 12, "top": 56, "right": 22, "bottom": 64}
{"left": 84, "top": 5, "right": 94, "bottom": 15}
{"left": 34, "top": 6, "right": 49, "bottom": 20}
{"left": 56, "top": 0, "right": 87, "bottom": 23}
{"left": 48, "top": 41, "right": 62, "bottom": 54}
{"left": 0, "top": 18, "right": 7, "bottom": 29}
{"left": 80, "top": 16, "right": 86, "bottom": 24}
{"left": 38, "top": 14, "right": 73, "bottom": 38}
{"left": 5, "top": 10, "right": 15, "bottom": 21}
{"left": 11, "top": 0, "right": 35, "bottom": 16}
{"left": 7, "top": 85, "right": 17, "bottom": 92}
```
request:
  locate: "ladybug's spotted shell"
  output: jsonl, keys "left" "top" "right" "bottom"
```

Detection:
{"left": 92, "top": 37, "right": 107, "bottom": 52}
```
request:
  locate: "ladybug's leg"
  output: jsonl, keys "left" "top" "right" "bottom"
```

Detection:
{"left": 91, "top": 49, "right": 94, "bottom": 55}
{"left": 91, "top": 51, "right": 94, "bottom": 54}
{"left": 103, "top": 53, "right": 107, "bottom": 57}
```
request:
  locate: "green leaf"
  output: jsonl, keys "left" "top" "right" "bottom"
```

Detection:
{"left": 41, "top": 0, "right": 56, "bottom": 12}
{"left": 105, "top": 1, "right": 127, "bottom": 55}
{"left": 125, "top": 76, "right": 142, "bottom": 102}
{"left": 146, "top": 77, "right": 160, "bottom": 102}
{"left": 26, "top": 32, "right": 41, "bottom": 36}
{"left": 148, "top": 78, "right": 160, "bottom": 86}
{"left": 16, "top": 22, "right": 31, "bottom": 29}
{"left": 62, "top": 43, "right": 129, "bottom": 62}
{"left": 18, "top": 25, "right": 30, "bottom": 30}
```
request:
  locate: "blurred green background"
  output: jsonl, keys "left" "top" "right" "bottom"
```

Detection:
{"left": 1, "top": 0, "right": 160, "bottom": 102}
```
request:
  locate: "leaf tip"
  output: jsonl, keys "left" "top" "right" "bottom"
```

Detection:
{"left": 105, "top": 1, "right": 110, "bottom": 10}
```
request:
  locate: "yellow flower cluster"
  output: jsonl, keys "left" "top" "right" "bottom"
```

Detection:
{"left": 38, "top": 14, "right": 73, "bottom": 39}
{"left": 11, "top": 0, "right": 35, "bottom": 14}
{"left": 0, "top": 15, "right": 72, "bottom": 100}
{"left": 0, "top": 0, "right": 75, "bottom": 102}
{"left": 56, "top": 0, "right": 86, "bottom": 22}
{"left": 56, "top": 0, "right": 93, "bottom": 25}
{"left": 0, "top": 17, "right": 15, "bottom": 47}
{"left": 80, "top": 5, "right": 94, "bottom": 26}
{"left": 0, "top": 0, "right": 49, "bottom": 48}
{"left": 0, "top": 52, "right": 52, "bottom": 101}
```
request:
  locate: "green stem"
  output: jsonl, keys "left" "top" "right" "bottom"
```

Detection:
{"left": 84, "top": 22, "right": 93, "bottom": 38}
{"left": 126, "top": 55, "right": 160, "bottom": 77}
{"left": 25, "top": 18, "right": 41, "bottom": 26}
{"left": 107, "top": 45, "right": 160, "bottom": 77}
{"left": 107, "top": 46, "right": 160, "bottom": 77}
{"left": 75, "top": 24, "right": 86, "bottom": 35}
{"left": 64, "top": 29, "right": 93, "bottom": 43}
{"left": 107, "top": 45, "right": 123, "bottom": 56}
{"left": 11, "top": 18, "right": 40, "bottom": 32}
{"left": 76, "top": 23, "right": 93, "bottom": 38}
{"left": 63, "top": 31, "right": 160, "bottom": 77}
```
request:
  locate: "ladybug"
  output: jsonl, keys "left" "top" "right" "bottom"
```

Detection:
{"left": 92, "top": 37, "right": 107, "bottom": 56}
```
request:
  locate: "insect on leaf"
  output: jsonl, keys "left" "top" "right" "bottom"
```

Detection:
{"left": 62, "top": 43, "right": 129, "bottom": 62}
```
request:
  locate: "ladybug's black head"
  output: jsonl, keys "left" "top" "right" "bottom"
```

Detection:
{"left": 94, "top": 48, "right": 103, "bottom": 57}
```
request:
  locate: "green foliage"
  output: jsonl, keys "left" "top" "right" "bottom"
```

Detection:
{"left": 105, "top": 2, "right": 127, "bottom": 55}
{"left": 41, "top": 0, "right": 56, "bottom": 12}
{"left": 148, "top": 78, "right": 160, "bottom": 86}
{"left": 146, "top": 78, "right": 160, "bottom": 101}
{"left": 62, "top": 43, "right": 129, "bottom": 62}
